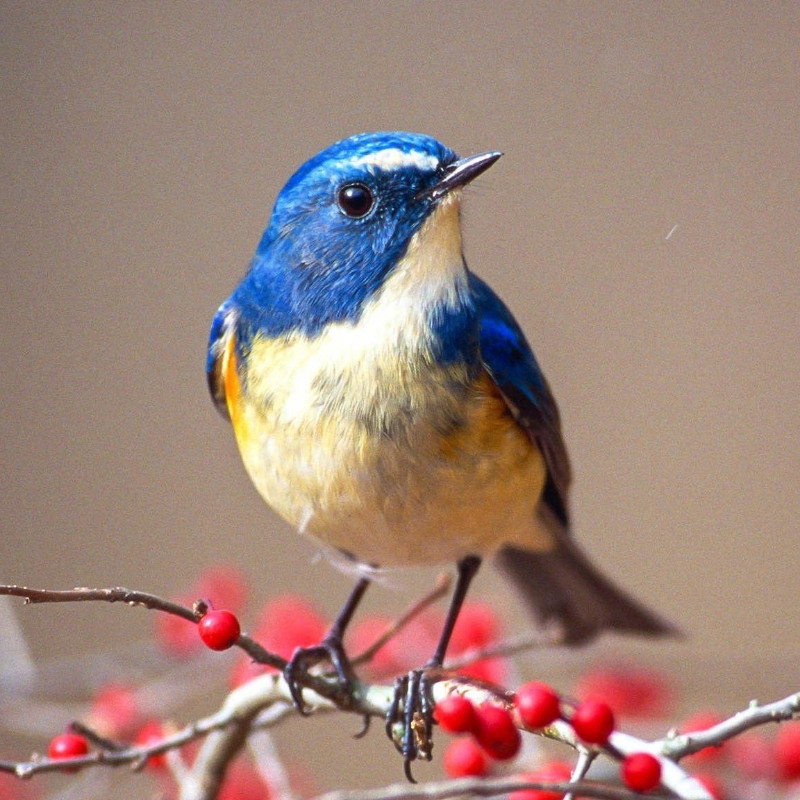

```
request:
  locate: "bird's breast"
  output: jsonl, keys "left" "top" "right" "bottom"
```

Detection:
{"left": 224, "top": 323, "right": 549, "bottom": 567}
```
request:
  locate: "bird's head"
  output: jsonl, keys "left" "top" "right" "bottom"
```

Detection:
{"left": 236, "top": 132, "right": 501, "bottom": 336}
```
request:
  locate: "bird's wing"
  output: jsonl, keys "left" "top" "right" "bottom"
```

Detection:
{"left": 206, "top": 301, "right": 239, "bottom": 420}
{"left": 470, "top": 272, "right": 572, "bottom": 528}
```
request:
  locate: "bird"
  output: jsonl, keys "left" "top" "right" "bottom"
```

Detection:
{"left": 207, "top": 131, "right": 674, "bottom": 772}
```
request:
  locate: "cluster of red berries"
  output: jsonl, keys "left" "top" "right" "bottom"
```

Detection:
{"left": 38, "top": 572, "right": 800, "bottom": 800}
{"left": 435, "top": 695, "right": 521, "bottom": 778}
{"left": 436, "top": 684, "right": 663, "bottom": 794}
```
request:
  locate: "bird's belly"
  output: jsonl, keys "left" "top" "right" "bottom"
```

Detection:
{"left": 230, "top": 364, "right": 550, "bottom": 567}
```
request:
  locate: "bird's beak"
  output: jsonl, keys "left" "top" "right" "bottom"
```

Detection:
{"left": 419, "top": 151, "right": 503, "bottom": 201}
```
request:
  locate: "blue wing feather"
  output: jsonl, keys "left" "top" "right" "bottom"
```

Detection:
{"left": 470, "top": 273, "right": 572, "bottom": 526}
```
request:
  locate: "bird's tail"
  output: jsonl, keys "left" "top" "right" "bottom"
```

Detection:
{"left": 494, "top": 538, "right": 677, "bottom": 644}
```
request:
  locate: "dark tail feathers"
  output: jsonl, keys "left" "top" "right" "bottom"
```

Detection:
{"left": 495, "top": 539, "right": 677, "bottom": 644}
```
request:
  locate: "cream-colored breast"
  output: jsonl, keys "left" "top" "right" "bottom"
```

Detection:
{"left": 232, "top": 351, "right": 549, "bottom": 566}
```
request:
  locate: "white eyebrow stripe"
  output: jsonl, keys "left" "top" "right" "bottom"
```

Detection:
{"left": 345, "top": 148, "right": 440, "bottom": 172}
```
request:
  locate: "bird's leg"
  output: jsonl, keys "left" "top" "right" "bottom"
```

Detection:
{"left": 284, "top": 576, "right": 370, "bottom": 714}
{"left": 386, "top": 555, "right": 482, "bottom": 781}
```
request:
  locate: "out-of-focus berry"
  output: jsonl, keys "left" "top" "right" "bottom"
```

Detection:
{"left": 693, "top": 772, "right": 726, "bottom": 799}
{"left": 155, "top": 593, "right": 202, "bottom": 658}
{"left": 134, "top": 719, "right": 167, "bottom": 769}
{"left": 442, "top": 736, "right": 489, "bottom": 777}
{"left": 254, "top": 595, "right": 328, "bottom": 665}
{"left": 89, "top": 682, "right": 140, "bottom": 738}
{"left": 217, "top": 758, "right": 271, "bottom": 800}
{"left": 449, "top": 601, "right": 500, "bottom": 653}
{"left": 774, "top": 720, "right": 800, "bottom": 781}
{"left": 508, "top": 761, "right": 573, "bottom": 800}
{"left": 680, "top": 712, "right": 725, "bottom": 763}
{"left": 574, "top": 663, "right": 673, "bottom": 718}
{"left": 728, "top": 731, "right": 774, "bottom": 781}
{"left": 347, "top": 615, "right": 405, "bottom": 677}
{"left": 196, "top": 565, "right": 249, "bottom": 614}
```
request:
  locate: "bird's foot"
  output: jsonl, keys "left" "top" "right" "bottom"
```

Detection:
{"left": 385, "top": 666, "right": 439, "bottom": 782}
{"left": 284, "top": 637, "right": 357, "bottom": 715}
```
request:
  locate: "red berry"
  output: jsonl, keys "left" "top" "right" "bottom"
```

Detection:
{"left": 217, "top": 758, "right": 270, "bottom": 800}
{"left": 515, "top": 682, "right": 561, "bottom": 729}
{"left": 621, "top": 752, "right": 661, "bottom": 791}
{"left": 456, "top": 657, "right": 508, "bottom": 686}
{"left": 198, "top": 609, "right": 241, "bottom": 650}
{"left": 195, "top": 565, "right": 249, "bottom": 614}
{"left": 574, "top": 663, "right": 673, "bottom": 718}
{"left": 474, "top": 704, "right": 521, "bottom": 760}
{"left": 728, "top": 731, "right": 775, "bottom": 781}
{"left": 435, "top": 695, "right": 478, "bottom": 734}
{"left": 156, "top": 593, "right": 203, "bottom": 657}
{"left": 0, "top": 772, "right": 37, "bottom": 800}
{"left": 449, "top": 601, "right": 500, "bottom": 653}
{"left": 442, "top": 736, "right": 489, "bottom": 777}
{"left": 571, "top": 699, "right": 615, "bottom": 745}
{"left": 509, "top": 762, "right": 573, "bottom": 800}
{"left": 254, "top": 595, "right": 328, "bottom": 666}
{"left": 48, "top": 732, "right": 89, "bottom": 770}
{"left": 134, "top": 719, "right": 167, "bottom": 769}
{"left": 775, "top": 720, "right": 800, "bottom": 780}
{"left": 693, "top": 773, "right": 726, "bottom": 799}
{"left": 229, "top": 656, "right": 271, "bottom": 688}
{"left": 348, "top": 615, "right": 405, "bottom": 677}
{"left": 89, "top": 682, "right": 140, "bottom": 738}
{"left": 680, "top": 711, "right": 724, "bottom": 762}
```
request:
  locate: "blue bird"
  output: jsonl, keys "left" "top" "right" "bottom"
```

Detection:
{"left": 207, "top": 131, "right": 673, "bottom": 771}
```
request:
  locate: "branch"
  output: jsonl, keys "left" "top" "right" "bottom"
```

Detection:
{"left": 0, "top": 584, "right": 286, "bottom": 671}
{"left": 0, "top": 673, "right": 296, "bottom": 780}
{"left": 351, "top": 573, "right": 452, "bottom": 666}
{"left": 6, "top": 582, "right": 797, "bottom": 800}
{"left": 313, "top": 775, "right": 672, "bottom": 800}
{"left": 657, "top": 690, "right": 800, "bottom": 760}
{"left": 0, "top": 585, "right": 198, "bottom": 620}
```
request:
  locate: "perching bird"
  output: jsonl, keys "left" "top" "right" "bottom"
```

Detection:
{"left": 207, "top": 131, "right": 673, "bottom": 771}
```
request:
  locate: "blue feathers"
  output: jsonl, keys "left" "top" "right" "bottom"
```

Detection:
{"left": 233, "top": 132, "right": 459, "bottom": 339}
{"left": 470, "top": 273, "right": 549, "bottom": 404}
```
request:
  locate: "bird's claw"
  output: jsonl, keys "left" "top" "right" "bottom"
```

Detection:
{"left": 283, "top": 638, "right": 356, "bottom": 715}
{"left": 386, "top": 668, "right": 436, "bottom": 782}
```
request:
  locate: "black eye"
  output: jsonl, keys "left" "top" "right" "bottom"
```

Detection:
{"left": 337, "top": 182, "right": 374, "bottom": 218}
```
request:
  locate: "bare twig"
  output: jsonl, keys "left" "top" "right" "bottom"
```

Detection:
{"left": 657, "top": 690, "right": 800, "bottom": 760}
{"left": 312, "top": 775, "right": 673, "bottom": 800}
{"left": 0, "top": 585, "right": 198, "bottom": 620}
{"left": 0, "top": 584, "right": 286, "bottom": 671}
{"left": 564, "top": 749, "right": 596, "bottom": 800}
{"left": 443, "top": 625, "right": 568, "bottom": 670}
{"left": 0, "top": 673, "right": 294, "bottom": 780}
{"left": 351, "top": 574, "right": 452, "bottom": 666}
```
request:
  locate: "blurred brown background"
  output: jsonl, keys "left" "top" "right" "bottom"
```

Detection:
{"left": 1, "top": 1, "right": 799, "bottom": 794}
